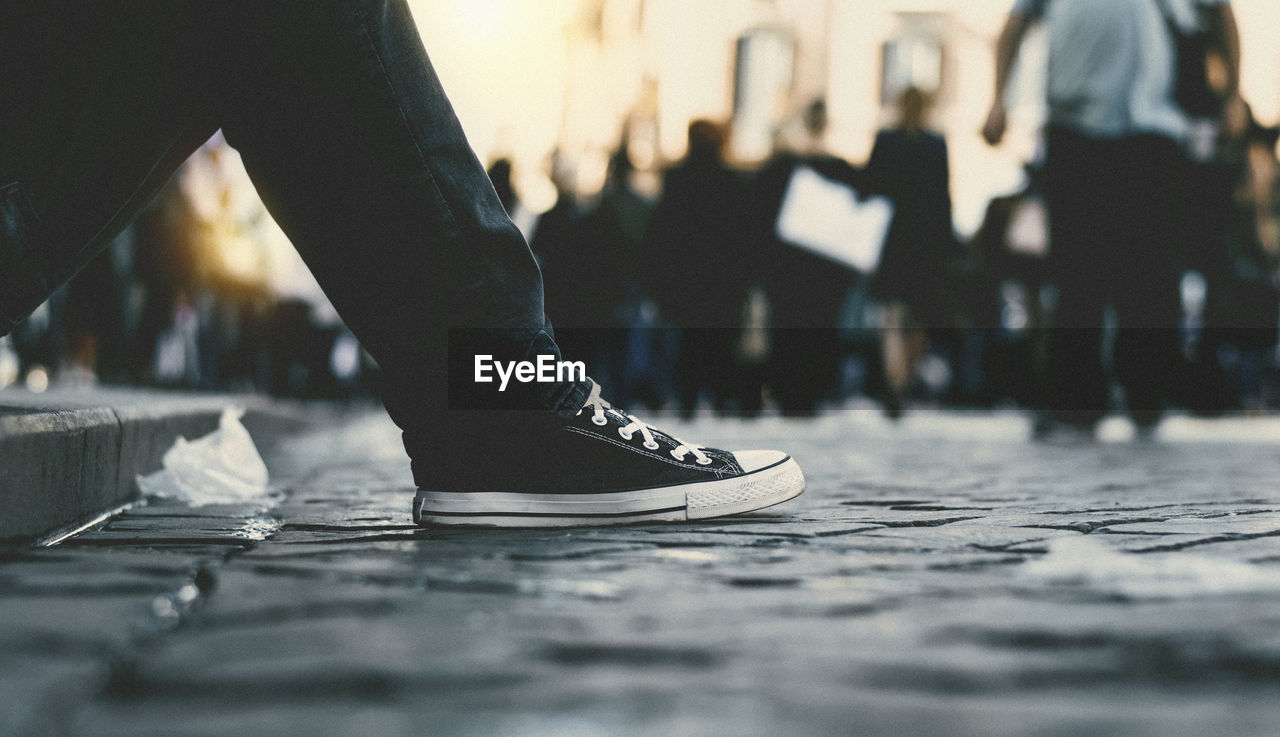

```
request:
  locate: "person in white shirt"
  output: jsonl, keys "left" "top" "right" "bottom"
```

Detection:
{"left": 983, "top": 0, "right": 1245, "bottom": 434}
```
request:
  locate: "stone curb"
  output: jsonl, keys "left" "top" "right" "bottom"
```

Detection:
{"left": 0, "top": 389, "right": 307, "bottom": 544}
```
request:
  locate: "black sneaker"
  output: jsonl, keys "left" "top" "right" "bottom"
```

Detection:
{"left": 411, "top": 381, "right": 804, "bottom": 527}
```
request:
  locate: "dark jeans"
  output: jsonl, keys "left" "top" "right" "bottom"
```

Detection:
{"left": 0, "top": 1, "right": 588, "bottom": 439}
{"left": 1043, "top": 126, "right": 1184, "bottom": 422}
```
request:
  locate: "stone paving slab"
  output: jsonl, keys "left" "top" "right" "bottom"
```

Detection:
{"left": 2, "top": 409, "right": 1280, "bottom": 736}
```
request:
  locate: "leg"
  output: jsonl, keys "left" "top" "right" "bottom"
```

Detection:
{"left": 4, "top": 1, "right": 805, "bottom": 526}
{"left": 882, "top": 302, "right": 911, "bottom": 394}
{"left": 1043, "top": 127, "right": 1113, "bottom": 425}
{"left": 1110, "top": 135, "right": 1184, "bottom": 424}
{"left": 881, "top": 301, "right": 910, "bottom": 417}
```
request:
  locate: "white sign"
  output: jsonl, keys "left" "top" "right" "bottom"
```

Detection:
{"left": 775, "top": 165, "right": 894, "bottom": 274}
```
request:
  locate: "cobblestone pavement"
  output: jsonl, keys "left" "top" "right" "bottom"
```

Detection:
{"left": 3, "top": 408, "right": 1280, "bottom": 737}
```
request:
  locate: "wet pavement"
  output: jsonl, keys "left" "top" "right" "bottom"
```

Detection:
{"left": 3, "top": 407, "right": 1280, "bottom": 737}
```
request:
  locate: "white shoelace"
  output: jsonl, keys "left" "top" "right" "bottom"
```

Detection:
{"left": 577, "top": 381, "right": 712, "bottom": 465}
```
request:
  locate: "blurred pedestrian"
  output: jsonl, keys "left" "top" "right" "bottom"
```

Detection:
{"left": 968, "top": 164, "right": 1053, "bottom": 408}
{"left": 645, "top": 120, "right": 757, "bottom": 416}
{"left": 984, "top": 0, "right": 1246, "bottom": 434}
{"left": 751, "top": 99, "right": 864, "bottom": 416}
{"left": 1219, "top": 116, "right": 1280, "bottom": 412}
{"left": 486, "top": 158, "right": 518, "bottom": 216}
{"left": 550, "top": 145, "right": 652, "bottom": 403}
{"left": 485, "top": 157, "right": 538, "bottom": 240}
{"left": 528, "top": 149, "right": 614, "bottom": 383}
{"left": 529, "top": 148, "right": 584, "bottom": 329}
{"left": 1178, "top": 95, "right": 1261, "bottom": 416}
{"left": 865, "top": 86, "right": 957, "bottom": 418}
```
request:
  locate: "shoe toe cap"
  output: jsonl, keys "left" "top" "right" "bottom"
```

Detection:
{"left": 732, "top": 449, "right": 789, "bottom": 473}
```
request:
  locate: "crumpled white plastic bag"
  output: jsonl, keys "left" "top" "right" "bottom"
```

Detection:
{"left": 136, "top": 408, "right": 269, "bottom": 505}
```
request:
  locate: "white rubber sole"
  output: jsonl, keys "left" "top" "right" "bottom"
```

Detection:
{"left": 413, "top": 455, "right": 804, "bottom": 528}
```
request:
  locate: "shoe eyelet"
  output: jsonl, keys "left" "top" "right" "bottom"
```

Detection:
{"left": 591, "top": 416, "right": 608, "bottom": 426}
{"left": 618, "top": 429, "right": 633, "bottom": 440}
{"left": 696, "top": 457, "right": 713, "bottom": 466}
{"left": 643, "top": 440, "right": 660, "bottom": 450}
{"left": 670, "top": 450, "right": 684, "bottom": 461}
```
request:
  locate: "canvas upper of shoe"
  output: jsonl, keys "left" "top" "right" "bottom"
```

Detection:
{"left": 408, "top": 380, "right": 764, "bottom": 494}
